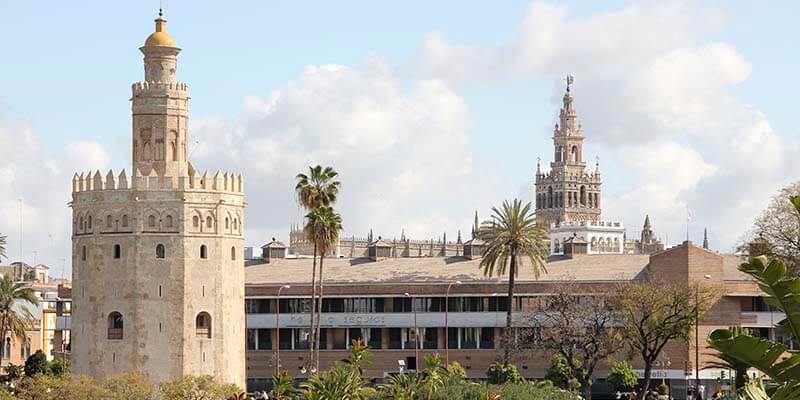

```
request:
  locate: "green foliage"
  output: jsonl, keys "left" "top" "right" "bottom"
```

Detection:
{"left": 101, "top": 372, "right": 158, "bottom": 400}
{"left": 0, "top": 275, "right": 38, "bottom": 348}
{"left": 302, "top": 340, "right": 374, "bottom": 400}
{"left": 486, "top": 361, "right": 522, "bottom": 385}
{"left": 706, "top": 326, "right": 753, "bottom": 389}
{"left": 375, "top": 373, "right": 422, "bottom": 400}
{"left": 709, "top": 253, "right": 800, "bottom": 399}
{"left": 48, "top": 357, "right": 70, "bottom": 377}
{"left": 0, "top": 234, "right": 6, "bottom": 260}
{"left": 492, "top": 381, "right": 578, "bottom": 400}
{"left": 271, "top": 371, "right": 296, "bottom": 400}
{"left": 657, "top": 383, "right": 669, "bottom": 395}
{"left": 3, "top": 364, "right": 22, "bottom": 382}
{"left": 607, "top": 361, "right": 637, "bottom": 392}
{"left": 479, "top": 199, "right": 549, "bottom": 365}
{"left": 159, "top": 375, "right": 240, "bottom": 400}
{"left": 295, "top": 165, "right": 341, "bottom": 210}
{"left": 545, "top": 355, "right": 574, "bottom": 390}
{"left": 23, "top": 350, "right": 49, "bottom": 377}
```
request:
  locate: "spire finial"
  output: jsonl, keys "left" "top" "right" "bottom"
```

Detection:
{"left": 565, "top": 74, "right": 574, "bottom": 92}
{"left": 159, "top": 0, "right": 164, "bottom": 17}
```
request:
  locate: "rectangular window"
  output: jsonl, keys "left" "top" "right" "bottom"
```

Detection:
{"left": 423, "top": 327, "right": 438, "bottom": 349}
{"left": 322, "top": 298, "right": 345, "bottom": 313}
{"left": 294, "top": 328, "right": 310, "bottom": 350}
{"left": 447, "top": 327, "right": 458, "bottom": 349}
{"left": 388, "top": 328, "right": 403, "bottom": 349}
{"left": 368, "top": 328, "right": 382, "bottom": 349}
{"left": 247, "top": 329, "right": 257, "bottom": 350}
{"left": 480, "top": 327, "right": 495, "bottom": 349}
{"left": 318, "top": 328, "right": 328, "bottom": 350}
{"left": 279, "top": 329, "right": 292, "bottom": 350}
{"left": 257, "top": 329, "right": 272, "bottom": 350}
{"left": 349, "top": 328, "right": 363, "bottom": 344}
{"left": 461, "top": 328, "right": 478, "bottom": 349}
{"left": 331, "top": 328, "right": 347, "bottom": 350}
{"left": 403, "top": 328, "right": 417, "bottom": 350}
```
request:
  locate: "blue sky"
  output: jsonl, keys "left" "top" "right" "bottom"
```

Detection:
{"left": 1, "top": 1, "right": 798, "bottom": 273}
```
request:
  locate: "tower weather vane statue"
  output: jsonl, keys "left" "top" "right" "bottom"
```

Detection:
{"left": 70, "top": 9, "right": 246, "bottom": 387}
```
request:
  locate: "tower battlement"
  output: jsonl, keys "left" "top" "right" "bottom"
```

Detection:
{"left": 535, "top": 171, "right": 601, "bottom": 183}
{"left": 71, "top": 169, "right": 244, "bottom": 194}
{"left": 131, "top": 81, "right": 189, "bottom": 96}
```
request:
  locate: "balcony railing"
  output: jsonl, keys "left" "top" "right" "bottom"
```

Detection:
{"left": 107, "top": 328, "right": 123, "bottom": 340}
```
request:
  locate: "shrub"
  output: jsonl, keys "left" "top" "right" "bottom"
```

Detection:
{"left": 658, "top": 383, "right": 669, "bottom": 395}
{"left": 486, "top": 361, "right": 522, "bottom": 384}
{"left": 545, "top": 355, "right": 580, "bottom": 390}
{"left": 48, "top": 358, "right": 70, "bottom": 377}
{"left": 607, "top": 361, "right": 637, "bottom": 392}
{"left": 23, "top": 350, "right": 49, "bottom": 377}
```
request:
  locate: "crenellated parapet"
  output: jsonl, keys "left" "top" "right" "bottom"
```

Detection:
{"left": 535, "top": 170, "right": 602, "bottom": 184}
{"left": 71, "top": 168, "right": 244, "bottom": 194}
{"left": 131, "top": 81, "right": 189, "bottom": 96}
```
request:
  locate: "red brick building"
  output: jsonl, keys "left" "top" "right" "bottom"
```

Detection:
{"left": 244, "top": 240, "right": 775, "bottom": 398}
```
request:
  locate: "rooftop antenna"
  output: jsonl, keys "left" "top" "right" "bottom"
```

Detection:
{"left": 159, "top": 0, "right": 164, "bottom": 17}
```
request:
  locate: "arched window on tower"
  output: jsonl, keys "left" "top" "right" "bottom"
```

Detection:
{"left": 108, "top": 312, "right": 123, "bottom": 340}
{"left": 121, "top": 215, "right": 129, "bottom": 228}
{"left": 82, "top": 246, "right": 87, "bottom": 261}
{"left": 192, "top": 215, "right": 199, "bottom": 228}
{"left": 225, "top": 217, "right": 229, "bottom": 230}
{"left": 148, "top": 215, "right": 156, "bottom": 228}
{"left": 547, "top": 187, "right": 554, "bottom": 208}
{"left": 555, "top": 146, "right": 562, "bottom": 162}
{"left": 88, "top": 216, "right": 93, "bottom": 230}
{"left": 114, "top": 244, "right": 121, "bottom": 259}
{"left": 206, "top": 216, "right": 213, "bottom": 229}
{"left": 106, "top": 215, "right": 113, "bottom": 229}
{"left": 200, "top": 245, "right": 208, "bottom": 259}
{"left": 156, "top": 244, "right": 165, "bottom": 259}
{"left": 165, "top": 215, "right": 173, "bottom": 228}
{"left": 79, "top": 216, "right": 84, "bottom": 231}
{"left": 554, "top": 239, "right": 561, "bottom": 254}
{"left": 571, "top": 145, "right": 579, "bottom": 162}
{"left": 580, "top": 186, "right": 586, "bottom": 206}
{"left": 231, "top": 246, "right": 236, "bottom": 261}
{"left": 234, "top": 218, "right": 239, "bottom": 231}
{"left": 196, "top": 312, "right": 212, "bottom": 338}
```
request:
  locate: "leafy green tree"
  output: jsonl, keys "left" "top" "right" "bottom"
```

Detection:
{"left": 544, "top": 355, "right": 577, "bottom": 391}
{"left": 479, "top": 199, "right": 549, "bottom": 366}
{"left": 100, "top": 371, "right": 156, "bottom": 400}
{"left": 305, "top": 205, "right": 343, "bottom": 371}
{"left": 0, "top": 234, "right": 6, "bottom": 260}
{"left": 708, "top": 254, "right": 800, "bottom": 399}
{"left": 487, "top": 361, "right": 522, "bottom": 385}
{"left": 618, "top": 280, "right": 715, "bottom": 400}
{"left": 3, "top": 364, "right": 22, "bottom": 383}
{"left": 295, "top": 165, "right": 341, "bottom": 369}
{"left": 705, "top": 326, "right": 753, "bottom": 390}
{"left": 302, "top": 338, "right": 373, "bottom": 400}
{"left": 376, "top": 373, "right": 421, "bottom": 400}
{"left": 0, "top": 275, "right": 37, "bottom": 358}
{"left": 740, "top": 183, "right": 800, "bottom": 272}
{"left": 607, "top": 361, "right": 637, "bottom": 393}
{"left": 270, "top": 371, "right": 296, "bottom": 400}
{"left": 159, "top": 375, "right": 241, "bottom": 400}
{"left": 23, "top": 350, "right": 48, "bottom": 377}
{"left": 48, "top": 357, "right": 70, "bottom": 377}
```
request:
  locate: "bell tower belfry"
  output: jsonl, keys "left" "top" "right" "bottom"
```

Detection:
{"left": 535, "top": 76, "right": 602, "bottom": 228}
{"left": 132, "top": 13, "right": 189, "bottom": 178}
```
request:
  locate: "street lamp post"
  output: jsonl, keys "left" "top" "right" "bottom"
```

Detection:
{"left": 275, "top": 284, "right": 291, "bottom": 376}
{"left": 405, "top": 292, "right": 419, "bottom": 372}
{"left": 444, "top": 280, "right": 462, "bottom": 366}
{"left": 695, "top": 274, "right": 711, "bottom": 396}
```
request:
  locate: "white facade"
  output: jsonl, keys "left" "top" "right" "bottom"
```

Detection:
{"left": 548, "top": 220, "right": 625, "bottom": 255}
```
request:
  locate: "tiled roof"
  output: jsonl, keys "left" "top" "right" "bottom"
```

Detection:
{"left": 245, "top": 254, "right": 652, "bottom": 285}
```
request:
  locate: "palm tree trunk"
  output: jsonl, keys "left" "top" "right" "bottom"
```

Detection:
{"left": 504, "top": 248, "right": 517, "bottom": 367}
{"left": 315, "top": 253, "right": 326, "bottom": 372}
{"left": 308, "top": 240, "right": 318, "bottom": 370}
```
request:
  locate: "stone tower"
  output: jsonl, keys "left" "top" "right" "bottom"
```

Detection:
{"left": 70, "top": 13, "right": 246, "bottom": 388}
{"left": 535, "top": 77, "right": 602, "bottom": 227}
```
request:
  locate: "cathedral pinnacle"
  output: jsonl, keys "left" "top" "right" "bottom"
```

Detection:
{"left": 703, "top": 227, "right": 709, "bottom": 249}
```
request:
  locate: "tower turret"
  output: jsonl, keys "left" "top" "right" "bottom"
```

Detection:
{"left": 131, "top": 13, "right": 190, "bottom": 178}
{"left": 534, "top": 75, "right": 601, "bottom": 227}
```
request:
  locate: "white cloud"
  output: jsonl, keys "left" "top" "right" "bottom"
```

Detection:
{"left": 411, "top": 1, "right": 798, "bottom": 251}
{"left": 0, "top": 111, "right": 111, "bottom": 270}
{"left": 190, "top": 56, "right": 501, "bottom": 245}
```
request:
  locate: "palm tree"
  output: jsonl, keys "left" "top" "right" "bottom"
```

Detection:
{"left": 305, "top": 205, "right": 342, "bottom": 372}
{"left": 0, "top": 234, "right": 6, "bottom": 260}
{"left": 295, "top": 165, "right": 340, "bottom": 369}
{"left": 0, "top": 275, "right": 38, "bottom": 359}
{"left": 706, "top": 327, "right": 754, "bottom": 390}
{"left": 479, "top": 199, "right": 549, "bottom": 367}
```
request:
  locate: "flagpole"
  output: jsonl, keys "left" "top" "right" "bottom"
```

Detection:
{"left": 686, "top": 205, "right": 690, "bottom": 242}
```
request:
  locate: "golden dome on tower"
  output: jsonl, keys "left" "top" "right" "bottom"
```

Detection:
{"left": 144, "top": 16, "right": 176, "bottom": 47}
